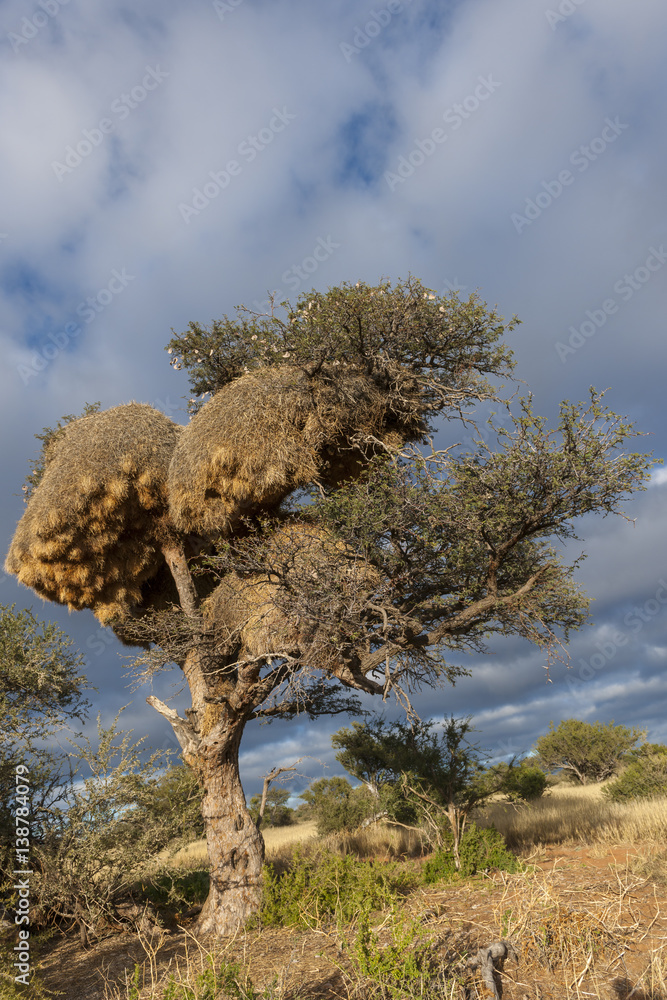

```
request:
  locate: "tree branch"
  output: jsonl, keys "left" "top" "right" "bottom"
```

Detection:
{"left": 146, "top": 695, "right": 200, "bottom": 758}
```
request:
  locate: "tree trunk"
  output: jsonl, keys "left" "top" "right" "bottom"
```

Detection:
{"left": 195, "top": 720, "right": 265, "bottom": 937}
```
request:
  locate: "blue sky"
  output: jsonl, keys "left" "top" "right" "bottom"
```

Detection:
{"left": 2, "top": 0, "right": 667, "bottom": 799}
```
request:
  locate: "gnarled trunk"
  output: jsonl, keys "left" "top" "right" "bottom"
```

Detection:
{"left": 195, "top": 720, "right": 265, "bottom": 937}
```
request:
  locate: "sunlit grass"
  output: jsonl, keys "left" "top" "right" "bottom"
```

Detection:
{"left": 476, "top": 782, "right": 667, "bottom": 850}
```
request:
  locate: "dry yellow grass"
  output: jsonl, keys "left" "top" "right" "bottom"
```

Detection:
{"left": 477, "top": 783, "right": 667, "bottom": 850}
{"left": 168, "top": 820, "right": 319, "bottom": 868}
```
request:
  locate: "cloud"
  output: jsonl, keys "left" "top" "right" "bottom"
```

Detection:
{"left": 1, "top": 0, "right": 666, "bottom": 797}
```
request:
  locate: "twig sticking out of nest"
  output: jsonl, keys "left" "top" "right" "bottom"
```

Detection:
{"left": 5, "top": 403, "right": 181, "bottom": 624}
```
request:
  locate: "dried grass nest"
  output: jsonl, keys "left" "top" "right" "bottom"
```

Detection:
{"left": 202, "top": 519, "right": 377, "bottom": 664}
{"left": 5, "top": 403, "right": 182, "bottom": 624}
{"left": 168, "top": 363, "right": 421, "bottom": 536}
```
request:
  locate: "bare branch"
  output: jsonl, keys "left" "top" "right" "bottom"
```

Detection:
{"left": 146, "top": 695, "right": 200, "bottom": 758}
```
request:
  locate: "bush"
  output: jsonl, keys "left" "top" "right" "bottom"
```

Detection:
{"left": 261, "top": 846, "right": 417, "bottom": 928}
{"left": 299, "top": 777, "right": 375, "bottom": 834}
{"left": 345, "top": 906, "right": 438, "bottom": 1000}
{"left": 502, "top": 764, "right": 548, "bottom": 802}
{"left": 603, "top": 744, "right": 667, "bottom": 802}
{"left": 22, "top": 713, "right": 192, "bottom": 946}
{"left": 422, "top": 823, "right": 519, "bottom": 883}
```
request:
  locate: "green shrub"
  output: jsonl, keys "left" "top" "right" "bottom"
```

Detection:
{"left": 261, "top": 847, "right": 417, "bottom": 929}
{"left": 161, "top": 956, "right": 274, "bottom": 1000}
{"left": 345, "top": 905, "right": 438, "bottom": 1000}
{"left": 422, "top": 823, "right": 519, "bottom": 883}
{"left": 142, "top": 868, "right": 210, "bottom": 910}
{"left": 299, "top": 777, "right": 375, "bottom": 834}
{"left": 502, "top": 764, "right": 547, "bottom": 802}
{"left": 603, "top": 746, "right": 667, "bottom": 802}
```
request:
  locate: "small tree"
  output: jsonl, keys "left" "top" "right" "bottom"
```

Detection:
{"left": 0, "top": 604, "right": 89, "bottom": 874}
{"left": 299, "top": 777, "right": 374, "bottom": 834}
{"left": 492, "top": 759, "right": 547, "bottom": 802}
{"left": 535, "top": 719, "right": 644, "bottom": 785}
{"left": 603, "top": 744, "right": 667, "bottom": 802}
{"left": 334, "top": 716, "right": 509, "bottom": 867}
{"left": 249, "top": 786, "right": 294, "bottom": 828}
{"left": 5, "top": 278, "right": 656, "bottom": 935}
{"left": 30, "top": 713, "right": 185, "bottom": 947}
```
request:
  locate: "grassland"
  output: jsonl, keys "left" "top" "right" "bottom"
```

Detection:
{"left": 16, "top": 786, "right": 667, "bottom": 1000}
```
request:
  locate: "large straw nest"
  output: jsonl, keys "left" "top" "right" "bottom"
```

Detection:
{"left": 5, "top": 403, "right": 182, "bottom": 624}
{"left": 168, "top": 364, "right": 421, "bottom": 536}
{"left": 202, "top": 520, "right": 377, "bottom": 664}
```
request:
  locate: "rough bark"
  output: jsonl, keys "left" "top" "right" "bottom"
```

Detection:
{"left": 194, "top": 717, "right": 265, "bottom": 937}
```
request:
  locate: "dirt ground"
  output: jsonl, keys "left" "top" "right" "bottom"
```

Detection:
{"left": 29, "top": 843, "right": 667, "bottom": 999}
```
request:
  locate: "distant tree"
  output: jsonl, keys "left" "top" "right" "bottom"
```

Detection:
{"left": 249, "top": 786, "right": 294, "bottom": 828}
{"left": 491, "top": 759, "right": 547, "bottom": 802}
{"left": 334, "top": 716, "right": 512, "bottom": 867}
{"left": 299, "top": 776, "right": 374, "bottom": 834}
{"left": 535, "top": 719, "right": 644, "bottom": 785}
{"left": 602, "top": 743, "right": 667, "bottom": 802}
{"left": 6, "top": 276, "right": 655, "bottom": 935}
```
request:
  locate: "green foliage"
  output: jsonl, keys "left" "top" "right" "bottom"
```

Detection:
{"left": 332, "top": 719, "right": 399, "bottom": 796}
{"left": 345, "top": 905, "right": 437, "bottom": 1000}
{"left": 248, "top": 786, "right": 294, "bottom": 828}
{"left": 122, "top": 764, "right": 204, "bottom": 841}
{"left": 0, "top": 604, "right": 89, "bottom": 874}
{"left": 161, "top": 956, "right": 274, "bottom": 1000}
{"left": 535, "top": 719, "right": 644, "bottom": 784}
{"left": 260, "top": 847, "right": 417, "bottom": 929}
{"left": 21, "top": 401, "right": 101, "bottom": 501}
{"left": 142, "top": 868, "right": 210, "bottom": 910}
{"left": 603, "top": 744, "right": 667, "bottom": 802}
{"left": 166, "top": 278, "right": 517, "bottom": 414}
{"left": 422, "top": 823, "right": 520, "bottom": 883}
{"left": 333, "top": 715, "right": 508, "bottom": 866}
{"left": 299, "top": 776, "right": 375, "bottom": 834}
{"left": 496, "top": 760, "right": 548, "bottom": 802}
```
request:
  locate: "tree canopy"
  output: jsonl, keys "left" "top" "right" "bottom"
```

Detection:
{"left": 4, "top": 277, "right": 656, "bottom": 936}
{"left": 535, "top": 719, "right": 645, "bottom": 784}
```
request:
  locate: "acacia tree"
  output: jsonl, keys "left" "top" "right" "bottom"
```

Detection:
{"left": 5, "top": 278, "right": 654, "bottom": 937}
{"left": 334, "top": 716, "right": 509, "bottom": 866}
{"left": 535, "top": 719, "right": 645, "bottom": 784}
